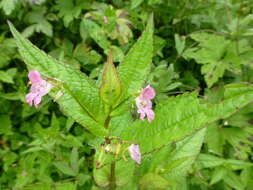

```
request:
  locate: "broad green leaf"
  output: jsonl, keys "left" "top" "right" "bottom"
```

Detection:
{"left": 163, "top": 129, "right": 206, "bottom": 179}
{"left": 100, "top": 51, "right": 122, "bottom": 107}
{"left": 116, "top": 83, "right": 253, "bottom": 156}
{"left": 117, "top": 15, "right": 154, "bottom": 99}
{"left": 8, "top": 21, "right": 108, "bottom": 136}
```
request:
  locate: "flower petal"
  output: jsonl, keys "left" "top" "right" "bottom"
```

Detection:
{"left": 128, "top": 144, "right": 141, "bottom": 164}
{"left": 141, "top": 85, "right": 156, "bottom": 100}
{"left": 28, "top": 70, "right": 42, "bottom": 83}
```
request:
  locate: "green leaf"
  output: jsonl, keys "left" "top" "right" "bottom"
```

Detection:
{"left": 55, "top": 182, "right": 76, "bottom": 190}
{"left": 183, "top": 32, "right": 229, "bottom": 87}
{"left": 117, "top": 83, "right": 253, "bottom": 156}
{"left": 81, "top": 19, "right": 110, "bottom": 50}
{"left": 100, "top": 51, "right": 122, "bottom": 107}
{"left": 117, "top": 15, "right": 154, "bottom": 99}
{"left": 131, "top": 0, "right": 144, "bottom": 9}
{"left": 70, "top": 148, "right": 79, "bottom": 174}
{"left": 8, "top": 21, "right": 108, "bottom": 137}
{"left": 0, "top": 0, "right": 16, "bottom": 15}
{"left": 139, "top": 173, "right": 170, "bottom": 189}
{"left": 0, "top": 70, "right": 14, "bottom": 83}
{"left": 223, "top": 171, "right": 245, "bottom": 190}
{"left": 206, "top": 124, "right": 224, "bottom": 156}
{"left": 210, "top": 167, "right": 227, "bottom": 185}
{"left": 163, "top": 129, "right": 206, "bottom": 179}
{"left": 54, "top": 161, "right": 77, "bottom": 176}
{"left": 175, "top": 34, "right": 185, "bottom": 55}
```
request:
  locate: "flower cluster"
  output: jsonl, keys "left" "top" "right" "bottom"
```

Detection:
{"left": 135, "top": 85, "right": 156, "bottom": 122}
{"left": 26, "top": 70, "right": 52, "bottom": 107}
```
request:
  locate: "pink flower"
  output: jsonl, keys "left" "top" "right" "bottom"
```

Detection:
{"left": 135, "top": 85, "right": 156, "bottom": 122}
{"left": 26, "top": 70, "right": 52, "bottom": 107}
{"left": 128, "top": 144, "right": 141, "bottom": 164}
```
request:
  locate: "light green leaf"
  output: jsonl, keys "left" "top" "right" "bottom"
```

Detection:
{"left": 54, "top": 161, "right": 77, "bottom": 176}
{"left": 175, "top": 34, "right": 185, "bottom": 55}
{"left": 131, "top": 0, "right": 144, "bottom": 9}
{"left": 163, "top": 129, "right": 206, "bottom": 179}
{"left": 224, "top": 171, "right": 245, "bottom": 190}
{"left": 100, "top": 51, "right": 122, "bottom": 107}
{"left": 0, "top": 0, "right": 16, "bottom": 15}
{"left": 55, "top": 182, "right": 76, "bottom": 190}
{"left": 81, "top": 19, "right": 110, "bottom": 50}
{"left": 210, "top": 167, "right": 227, "bottom": 185}
{"left": 8, "top": 21, "right": 108, "bottom": 137}
{"left": 139, "top": 173, "right": 170, "bottom": 189}
{"left": 117, "top": 15, "right": 154, "bottom": 99}
{"left": 70, "top": 148, "right": 79, "bottom": 174}
{"left": 0, "top": 70, "right": 14, "bottom": 83}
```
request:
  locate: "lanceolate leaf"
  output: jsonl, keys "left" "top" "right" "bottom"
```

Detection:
{"left": 8, "top": 22, "right": 108, "bottom": 136}
{"left": 117, "top": 15, "right": 154, "bottom": 99}
{"left": 116, "top": 83, "right": 253, "bottom": 154}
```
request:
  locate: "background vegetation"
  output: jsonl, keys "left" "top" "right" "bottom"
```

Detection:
{"left": 0, "top": 0, "right": 253, "bottom": 189}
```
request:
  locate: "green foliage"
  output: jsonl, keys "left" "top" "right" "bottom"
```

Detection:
{"left": 1, "top": 0, "right": 253, "bottom": 190}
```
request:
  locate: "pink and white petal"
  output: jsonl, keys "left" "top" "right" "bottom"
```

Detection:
{"left": 128, "top": 144, "right": 141, "bottom": 164}
{"left": 28, "top": 70, "right": 42, "bottom": 83}
{"left": 34, "top": 95, "right": 42, "bottom": 107}
{"left": 142, "top": 85, "right": 156, "bottom": 100}
{"left": 26, "top": 93, "right": 35, "bottom": 106}
{"left": 146, "top": 109, "right": 155, "bottom": 122}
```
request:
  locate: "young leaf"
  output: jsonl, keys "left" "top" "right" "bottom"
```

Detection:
{"left": 117, "top": 14, "right": 154, "bottom": 99}
{"left": 100, "top": 50, "right": 122, "bottom": 107}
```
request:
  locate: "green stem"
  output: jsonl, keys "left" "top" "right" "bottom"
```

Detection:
{"left": 109, "top": 162, "right": 116, "bottom": 190}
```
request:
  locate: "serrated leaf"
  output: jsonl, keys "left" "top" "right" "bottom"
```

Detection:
{"left": 163, "top": 129, "right": 206, "bottom": 179}
{"left": 8, "top": 21, "right": 108, "bottom": 137}
{"left": 117, "top": 15, "right": 154, "bottom": 98}
{"left": 114, "top": 83, "right": 253, "bottom": 157}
